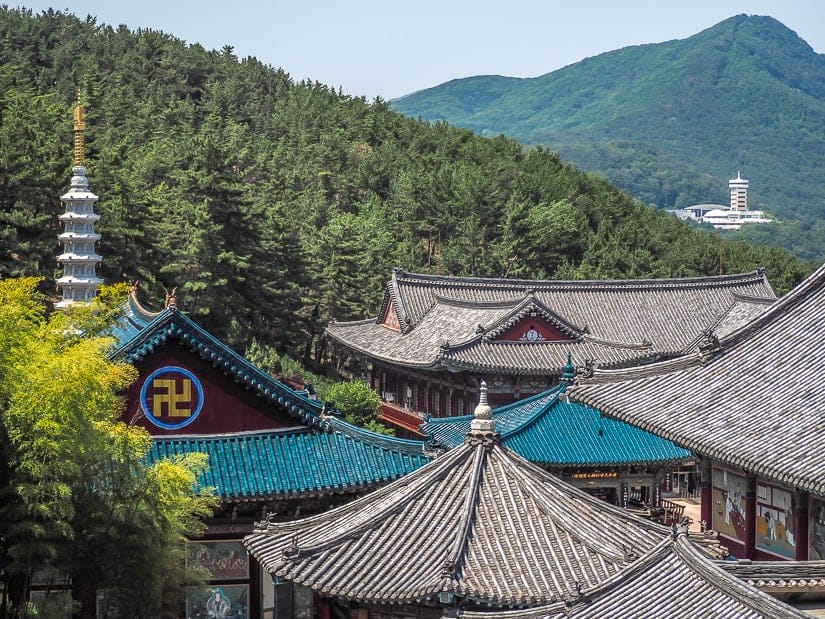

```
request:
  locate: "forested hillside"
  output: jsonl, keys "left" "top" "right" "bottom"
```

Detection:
{"left": 393, "top": 15, "right": 825, "bottom": 262}
{"left": 0, "top": 8, "right": 813, "bottom": 363}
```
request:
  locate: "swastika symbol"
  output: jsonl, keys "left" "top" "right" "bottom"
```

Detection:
{"left": 140, "top": 366, "right": 204, "bottom": 430}
{"left": 152, "top": 378, "right": 193, "bottom": 418}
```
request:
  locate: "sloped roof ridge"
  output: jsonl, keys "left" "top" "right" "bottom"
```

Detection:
{"left": 713, "top": 261, "right": 825, "bottom": 349}
{"left": 672, "top": 534, "right": 812, "bottom": 617}
{"left": 482, "top": 295, "right": 584, "bottom": 339}
{"left": 249, "top": 445, "right": 469, "bottom": 554}
{"left": 393, "top": 268, "right": 769, "bottom": 291}
{"left": 498, "top": 389, "right": 564, "bottom": 441}
{"left": 114, "top": 306, "right": 328, "bottom": 428}
{"left": 499, "top": 447, "right": 670, "bottom": 552}
{"left": 127, "top": 288, "right": 165, "bottom": 319}
{"left": 151, "top": 426, "right": 311, "bottom": 441}
{"left": 326, "top": 416, "right": 428, "bottom": 454}
{"left": 575, "top": 353, "right": 703, "bottom": 385}
{"left": 432, "top": 291, "right": 525, "bottom": 309}
{"left": 719, "top": 558, "right": 825, "bottom": 583}
{"left": 424, "top": 385, "right": 566, "bottom": 429}
{"left": 578, "top": 263, "right": 823, "bottom": 385}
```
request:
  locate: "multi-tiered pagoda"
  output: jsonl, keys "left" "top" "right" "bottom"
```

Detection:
{"left": 55, "top": 95, "right": 102, "bottom": 308}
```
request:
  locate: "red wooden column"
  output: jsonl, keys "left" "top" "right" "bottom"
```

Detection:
{"left": 796, "top": 490, "right": 810, "bottom": 561}
{"left": 700, "top": 458, "right": 713, "bottom": 528}
{"left": 317, "top": 598, "right": 330, "bottom": 619}
{"left": 744, "top": 475, "right": 757, "bottom": 559}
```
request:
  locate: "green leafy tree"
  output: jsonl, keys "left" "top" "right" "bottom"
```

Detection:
{"left": 0, "top": 279, "right": 216, "bottom": 618}
{"left": 325, "top": 380, "right": 383, "bottom": 429}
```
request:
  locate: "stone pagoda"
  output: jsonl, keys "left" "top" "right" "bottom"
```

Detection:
{"left": 55, "top": 94, "right": 103, "bottom": 308}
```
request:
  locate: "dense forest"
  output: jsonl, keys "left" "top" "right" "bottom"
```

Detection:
{"left": 393, "top": 15, "right": 825, "bottom": 262}
{"left": 0, "top": 8, "right": 814, "bottom": 365}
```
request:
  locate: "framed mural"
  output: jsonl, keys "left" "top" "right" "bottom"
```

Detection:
{"left": 187, "top": 540, "right": 249, "bottom": 580}
{"left": 186, "top": 584, "right": 248, "bottom": 619}
{"left": 29, "top": 590, "right": 73, "bottom": 619}
{"left": 755, "top": 482, "right": 796, "bottom": 558}
{"left": 711, "top": 468, "right": 747, "bottom": 543}
{"left": 810, "top": 497, "right": 825, "bottom": 560}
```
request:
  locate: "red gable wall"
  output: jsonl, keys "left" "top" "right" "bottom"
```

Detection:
{"left": 494, "top": 317, "right": 571, "bottom": 342}
{"left": 122, "top": 342, "right": 300, "bottom": 435}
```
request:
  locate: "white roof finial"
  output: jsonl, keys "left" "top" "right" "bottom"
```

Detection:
{"left": 470, "top": 381, "right": 495, "bottom": 433}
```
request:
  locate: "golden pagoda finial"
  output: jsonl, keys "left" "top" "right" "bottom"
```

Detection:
{"left": 72, "top": 89, "right": 86, "bottom": 166}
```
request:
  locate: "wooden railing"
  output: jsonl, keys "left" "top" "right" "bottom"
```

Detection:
{"left": 379, "top": 400, "right": 426, "bottom": 436}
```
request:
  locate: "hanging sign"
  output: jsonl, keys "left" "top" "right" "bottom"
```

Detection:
{"left": 140, "top": 366, "right": 204, "bottom": 430}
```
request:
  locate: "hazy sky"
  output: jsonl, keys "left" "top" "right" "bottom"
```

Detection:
{"left": 15, "top": 1, "right": 825, "bottom": 100}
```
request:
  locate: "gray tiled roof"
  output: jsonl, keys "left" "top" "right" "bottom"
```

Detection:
{"left": 326, "top": 269, "right": 775, "bottom": 374}
{"left": 244, "top": 422, "right": 671, "bottom": 607}
{"left": 454, "top": 533, "right": 809, "bottom": 619}
{"left": 570, "top": 262, "right": 825, "bottom": 496}
{"left": 719, "top": 559, "right": 825, "bottom": 594}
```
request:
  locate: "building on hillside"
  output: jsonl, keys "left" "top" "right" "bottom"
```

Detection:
{"left": 730, "top": 170, "right": 749, "bottom": 212}
{"left": 246, "top": 385, "right": 825, "bottom": 618}
{"left": 55, "top": 96, "right": 103, "bottom": 307}
{"left": 670, "top": 172, "right": 772, "bottom": 231}
{"left": 325, "top": 267, "right": 776, "bottom": 436}
{"left": 420, "top": 368, "right": 693, "bottom": 515}
{"left": 570, "top": 261, "right": 825, "bottom": 563}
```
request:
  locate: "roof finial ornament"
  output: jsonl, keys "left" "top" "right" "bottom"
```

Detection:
{"left": 469, "top": 381, "right": 496, "bottom": 437}
{"left": 72, "top": 89, "right": 86, "bottom": 167}
{"left": 164, "top": 286, "right": 178, "bottom": 309}
{"left": 561, "top": 352, "right": 576, "bottom": 384}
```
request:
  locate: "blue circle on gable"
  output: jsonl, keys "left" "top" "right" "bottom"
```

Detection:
{"left": 140, "top": 366, "right": 204, "bottom": 430}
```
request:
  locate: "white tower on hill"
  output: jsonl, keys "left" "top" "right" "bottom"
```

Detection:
{"left": 729, "top": 171, "right": 749, "bottom": 212}
{"left": 55, "top": 95, "right": 103, "bottom": 308}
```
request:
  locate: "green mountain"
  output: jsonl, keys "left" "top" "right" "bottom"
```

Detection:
{"left": 0, "top": 8, "right": 813, "bottom": 360}
{"left": 392, "top": 15, "right": 825, "bottom": 260}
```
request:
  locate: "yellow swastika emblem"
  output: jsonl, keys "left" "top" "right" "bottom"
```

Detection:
{"left": 152, "top": 378, "right": 193, "bottom": 418}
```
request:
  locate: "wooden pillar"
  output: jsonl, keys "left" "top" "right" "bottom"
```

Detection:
{"left": 317, "top": 598, "right": 331, "bottom": 619}
{"left": 744, "top": 475, "right": 757, "bottom": 559}
{"left": 795, "top": 490, "right": 810, "bottom": 561}
{"left": 356, "top": 609, "right": 369, "bottom": 619}
{"left": 700, "top": 458, "right": 713, "bottom": 528}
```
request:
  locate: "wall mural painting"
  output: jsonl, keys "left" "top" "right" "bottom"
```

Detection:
{"left": 186, "top": 585, "right": 248, "bottom": 619}
{"left": 755, "top": 483, "right": 796, "bottom": 558}
{"left": 187, "top": 540, "right": 250, "bottom": 580}
{"left": 809, "top": 497, "right": 825, "bottom": 560}
{"left": 711, "top": 468, "right": 746, "bottom": 542}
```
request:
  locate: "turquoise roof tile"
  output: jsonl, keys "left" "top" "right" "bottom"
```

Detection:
{"left": 420, "top": 384, "right": 690, "bottom": 467}
{"left": 148, "top": 428, "right": 431, "bottom": 500}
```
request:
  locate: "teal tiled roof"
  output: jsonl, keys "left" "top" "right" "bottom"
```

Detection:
{"left": 420, "top": 384, "right": 690, "bottom": 467}
{"left": 149, "top": 427, "right": 431, "bottom": 500}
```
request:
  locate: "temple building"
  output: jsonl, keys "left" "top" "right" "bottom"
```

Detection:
{"left": 420, "top": 367, "right": 693, "bottom": 517}
{"left": 108, "top": 290, "right": 432, "bottom": 618}
{"left": 245, "top": 385, "right": 823, "bottom": 618}
{"left": 326, "top": 267, "right": 776, "bottom": 436}
{"left": 570, "top": 261, "right": 825, "bottom": 564}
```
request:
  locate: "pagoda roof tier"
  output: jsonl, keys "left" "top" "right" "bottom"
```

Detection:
{"left": 570, "top": 262, "right": 825, "bottom": 496}
{"left": 60, "top": 190, "right": 98, "bottom": 201}
{"left": 57, "top": 252, "right": 103, "bottom": 262}
{"left": 56, "top": 275, "right": 104, "bottom": 286}
{"left": 245, "top": 404, "right": 673, "bottom": 608}
{"left": 453, "top": 531, "right": 809, "bottom": 619}
{"left": 59, "top": 212, "right": 101, "bottom": 221}
{"left": 420, "top": 384, "right": 690, "bottom": 468}
{"left": 326, "top": 268, "right": 775, "bottom": 375}
{"left": 149, "top": 424, "right": 431, "bottom": 502}
{"left": 58, "top": 231, "right": 101, "bottom": 242}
